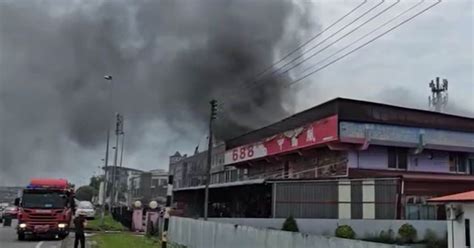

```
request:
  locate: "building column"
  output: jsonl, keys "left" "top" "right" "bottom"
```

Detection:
{"left": 272, "top": 183, "right": 277, "bottom": 218}
{"left": 362, "top": 180, "right": 376, "bottom": 219}
{"left": 338, "top": 180, "right": 351, "bottom": 219}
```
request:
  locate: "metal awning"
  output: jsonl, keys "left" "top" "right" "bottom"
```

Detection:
{"left": 173, "top": 178, "right": 265, "bottom": 192}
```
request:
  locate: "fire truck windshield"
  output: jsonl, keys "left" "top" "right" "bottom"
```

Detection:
{"left": 22, "top": 192, "right": 67, "bottom": 209}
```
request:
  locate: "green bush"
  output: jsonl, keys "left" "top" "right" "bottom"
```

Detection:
{"left": 281, "top": 216, "right": 299, "bottom": 232}
{"left": 398, "top": 223, "right": 417, "bottom": 244}
{"left": 424, "top": 229, "right": 447, "bottom": 248}
{"left": 335, "top": 225, "right": 355, "bottom": 239}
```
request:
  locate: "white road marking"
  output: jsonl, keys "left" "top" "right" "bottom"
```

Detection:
{"left": 35, "top": 241, "right": 44, "bottom": 248}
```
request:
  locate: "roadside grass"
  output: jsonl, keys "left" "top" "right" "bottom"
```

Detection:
{"left": 91, "top": 233, "right": 157, "bottom": 248}
{"left": 91, "top": 233, "right": 186, "bottom": 248}
{"left": 86, "top": 214, "right": 127, "bottom": 232}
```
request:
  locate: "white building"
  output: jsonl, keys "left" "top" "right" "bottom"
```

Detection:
{"left": 430, "top": 190, "right": 474, "bottom": 248}
{"left": 129, "top": 169, "right": 169, "bottom": 205}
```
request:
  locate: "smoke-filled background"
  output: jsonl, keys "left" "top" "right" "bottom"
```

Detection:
{"left": 0, "top": 0, "right": 472, "bottom": 186}
{"left": 0, "top": 0, "right": 316, "bottom": 185}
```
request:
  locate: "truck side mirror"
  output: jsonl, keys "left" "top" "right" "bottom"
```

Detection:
{"left": 14, "top": 198, "right": 20, "bottom": 207}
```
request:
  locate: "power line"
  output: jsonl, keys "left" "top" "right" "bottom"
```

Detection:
{"left": 255, "top": 0, "right": 386, "bottom": 82}
{"left": 217, "top": 0, "right": 384, "bottom": 104}
{"left": 245, "top": 0, "right": 369, "bottom": 83}
{"left": 276, "top": 0, "right": 401, "bottom": 76}
{"left": 216, "top": 0, "right": 369, "bottom": 100}
{"left": 298, "top": 0, "right": 425, "bottom": 77}
{"left": 286, "top": 0, "right": 442, "bottom": 87}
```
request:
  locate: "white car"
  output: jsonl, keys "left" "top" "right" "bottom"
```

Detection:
{"left": 75, "top": 201, "right": 96, "bottom": 219}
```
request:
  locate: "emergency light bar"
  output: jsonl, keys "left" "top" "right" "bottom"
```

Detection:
{"left": 29, "top": 178, "right": 69, "bottom": 189}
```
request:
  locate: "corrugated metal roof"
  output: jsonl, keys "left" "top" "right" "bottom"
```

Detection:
{"left": 429, "top": 190, "right": 474, "bottom": 202}
{"left": 225, "top": 98, "right": 474, "bottom": 149}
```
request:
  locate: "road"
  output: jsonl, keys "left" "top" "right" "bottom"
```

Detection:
{"left": 0, "top": 220, "right": 63, "bottom": 248}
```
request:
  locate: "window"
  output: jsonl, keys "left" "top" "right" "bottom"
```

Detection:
{"left": 470, "top": 159, "right": 474, "bottom": 176}
{"left": 225, "top": 171, "right": 230, "bottom": 182}
{"left": 230, "top": 170, "right": 237, "bottom": 182}
{"left": 151, "top": 179, "right": 159, "bottom": 188}
{"left": 388, "top": 148, "right": 407, "bottom": 169}
{"left": 449, "top": 153, "right": 467, "bottom": 173}
{"left": 405, "top": 196, "right": 437, "bottom": 220}
{"left": 466, "top": 219, "right": 471, "bottom": 247}
{"left": 284, "top": 161, "right": 290, "bottom": 178}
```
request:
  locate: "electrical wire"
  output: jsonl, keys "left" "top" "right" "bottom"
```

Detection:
{"left": 286, "top": 0, "right": 442, "bottom": 87}
{"left": 215, "top": 0, "right": 369, "bottom": 99}
{"left": 246, "top": 0, "right": 369, "bottom": 83}
{"left": 297, "top": 0, "right": 425, "bottom": 77}
{"left": 253, "top": 0, "right": 386, "bottom": 82}
{"left": 277, "top": 0, "right": 401, "bottom": 76}
{"left": 217, "top": 0, "right": 385, "bottom": 104}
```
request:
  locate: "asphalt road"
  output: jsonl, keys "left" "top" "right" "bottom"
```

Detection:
{"left": 0, "top": 220, "right": 63, "bottom": 248}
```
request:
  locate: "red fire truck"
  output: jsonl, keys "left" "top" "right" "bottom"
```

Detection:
{"left": 15, "top": 178, "right": 75, "bottom": 240}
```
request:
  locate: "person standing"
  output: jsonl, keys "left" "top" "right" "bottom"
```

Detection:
{"left": 74, "top": 212, "right": 87, "bottom": 248}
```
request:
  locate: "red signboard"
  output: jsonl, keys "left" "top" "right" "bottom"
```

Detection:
{"left": 225, "top": 115, "right": 338, "bottom": 164}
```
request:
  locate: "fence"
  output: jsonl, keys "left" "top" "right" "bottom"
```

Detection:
{"left": 168, "top": 217, "right": 420, "bottom": 248}
{"left": 111, "top": 206, "right": 133, "bottom": 230}
{"left": 209, "top": 218, "right": 446, "bottom": 241}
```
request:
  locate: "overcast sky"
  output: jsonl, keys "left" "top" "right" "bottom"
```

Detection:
{"left": 0, "top": 0, "right": 472, "bottom": 187}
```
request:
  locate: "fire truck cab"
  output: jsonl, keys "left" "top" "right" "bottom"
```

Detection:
{"left": 15, "top": 178, "right": 75, "bottom": 240}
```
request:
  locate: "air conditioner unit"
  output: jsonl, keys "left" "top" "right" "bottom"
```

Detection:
{"left": 446, "top": 204, "right": 464, "bottom": 221}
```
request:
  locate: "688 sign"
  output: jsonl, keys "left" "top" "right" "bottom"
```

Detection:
{"left": 225, "top": 144, "right": 267, "bottom": 164}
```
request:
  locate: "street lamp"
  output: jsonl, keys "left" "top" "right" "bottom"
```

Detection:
{"left": 101, "top": 74, "right": 114, "bottom": 225}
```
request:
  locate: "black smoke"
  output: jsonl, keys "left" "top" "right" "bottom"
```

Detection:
{"left": 0, "top": 0, "right": 316, "bottom": 184}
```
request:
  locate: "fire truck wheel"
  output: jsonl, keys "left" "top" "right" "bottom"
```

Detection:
{"left": 17, "top": 232, "right": 25, "bottom": 241}
{"left": 58, "top": 233, "right": 68, "bottom": 240}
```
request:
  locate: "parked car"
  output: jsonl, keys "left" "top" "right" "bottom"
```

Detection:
{"left": 0, "top": 206, "right": 5, "bottom": 223}
{"left": 4, "top": 206, "right": 18, "bottom": 219}
{"left": 75, "top": 201, "right": 96, "bottom": 219}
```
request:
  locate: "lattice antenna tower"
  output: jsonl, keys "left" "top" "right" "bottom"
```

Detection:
{"left": 428, "top": 77, "right": 448, "bottom": 112}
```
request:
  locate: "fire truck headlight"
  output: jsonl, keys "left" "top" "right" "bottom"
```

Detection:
{"left": 58, "top": 223, "right": 67, "bottom": 229}
{"left": 19, "top": 223, "right": 27, "bottom": 229}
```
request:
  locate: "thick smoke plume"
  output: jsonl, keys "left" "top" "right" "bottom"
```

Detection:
{"left": 0, "top": 0, "right": 315, "bottom": 184}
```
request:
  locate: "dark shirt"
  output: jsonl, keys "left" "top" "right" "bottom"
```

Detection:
{"left": 74, "top": 216, "right": 86, "bottom": 234}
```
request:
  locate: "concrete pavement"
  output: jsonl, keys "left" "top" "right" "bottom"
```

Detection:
{"left": 60, "top": 233, "right": 93, "bottom": 248}
{"left": 0, "top": 220, "right": 64, "bottom": 248}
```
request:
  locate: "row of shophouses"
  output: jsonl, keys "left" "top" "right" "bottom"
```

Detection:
{"left": 169, "top": 98, "right": 474, "bottom": 220}
{"left": 102, "top": 166, "right": 169, "bottom": 206}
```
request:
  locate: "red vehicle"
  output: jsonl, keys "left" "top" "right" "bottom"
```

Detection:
{"left": 4, "top": 206, "right": 18, "bottom": 219}
{"left": 4, "top": 206, "right": 19, "bottom": 218}
{"left": 15, "top": 178, "right": 75, "bottom": 240}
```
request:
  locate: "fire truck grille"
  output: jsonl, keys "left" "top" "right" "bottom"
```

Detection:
{"left": 29, "top": 213, "right": 56, "bottom": 222}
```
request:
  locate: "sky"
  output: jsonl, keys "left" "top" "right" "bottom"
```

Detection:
{"left": 0, "top": 0, "right": 472, "bottom": 187}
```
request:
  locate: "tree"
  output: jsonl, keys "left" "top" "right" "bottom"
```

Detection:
{"left": 89, "top": 176, "right": 103, "bottom": 192}
{"left": 75, "top": 186, "right": 96, "bottom": 201}
{"left": 282, "top": 216, "right": 299, "bottom": 232}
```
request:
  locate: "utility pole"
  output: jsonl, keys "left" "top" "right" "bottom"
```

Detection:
{"left": 100, "top": 128, "right": 110, "bottom": 225}
{"left": 204, "top": 99, "right": 217, "bottom": 220}
{"left": 111, "top": 113, "right": 123, "bottom": 207}
{"left": 428, "top": 77, "right": 448, "bottom": 112}
{"left": 161, "top": 175, "right": 174, "bottom": 248}
{"left": 119, "top": 121, "right": 125, "bottom": 168}
{"left": 101, "top": 75, "right": 113, "bottom": 224}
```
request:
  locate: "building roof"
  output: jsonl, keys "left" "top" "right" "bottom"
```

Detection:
{"left": 349, "top": 168, "right": 474, "bottom": 182}
{"left": 103, "top": 166, "right": 144, "bottom": 173}
{"left": 226, "top": 98, "right": 474, "bottom": 149}
{"left": 429, "top": 190, "right": 474, "bottom": 203}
